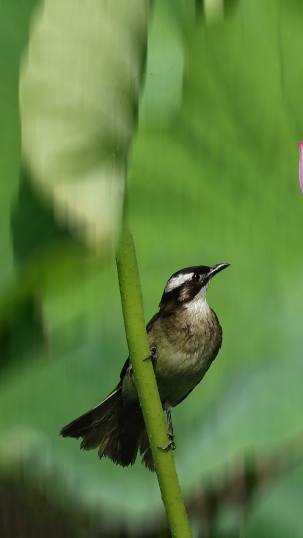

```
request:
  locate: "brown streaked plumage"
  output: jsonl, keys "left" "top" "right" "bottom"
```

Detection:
{"left": 60, "top": 263, "right": 229, "bottom": 471}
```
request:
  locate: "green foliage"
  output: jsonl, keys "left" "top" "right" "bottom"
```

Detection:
{"left": 1, "top": 0, "right": 303, "bottom": 535}
{"left": 20, "top": 0, "right": 148, "bottom": 251}
{"left": 243, "top": 463, "right": 303, "bottom": 537}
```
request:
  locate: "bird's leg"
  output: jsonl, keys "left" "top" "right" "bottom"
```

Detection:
{"left": 143, "top": 346, "right": 158, "bottom": 362}
{"left": 159, "top": 404, "right": 176, "bottom": 451}
{"left": 165, "top": 408, "right": 176, "bottom": 450}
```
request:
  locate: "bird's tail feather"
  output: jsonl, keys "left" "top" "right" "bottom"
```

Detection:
{"left": 60, "top": 385, "right": 155, "bottom": 470}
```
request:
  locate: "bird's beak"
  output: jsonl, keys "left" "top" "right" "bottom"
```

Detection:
{"left": 208, "top": 263, "right": 230, "bottom": 279}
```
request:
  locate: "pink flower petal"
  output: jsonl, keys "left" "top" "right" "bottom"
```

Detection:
{"left": 298, "top": 142, "right": 303, "bottom": 193}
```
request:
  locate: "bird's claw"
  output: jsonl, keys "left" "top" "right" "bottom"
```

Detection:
{"left": 158, "top": 435, "right": 176, "bottom": 451}
{"left": 144, "top": 346, "right": 158, "bottom": 362}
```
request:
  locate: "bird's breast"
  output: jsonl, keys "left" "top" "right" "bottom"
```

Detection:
{"left": 147, "top": 308, "right": 222, "bottom": 405}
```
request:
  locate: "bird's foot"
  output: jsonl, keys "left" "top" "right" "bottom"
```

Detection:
{"left": 158, "top": 434, "right": 176, "bottom": 451}
{"left": 144, "top": 346, "right": 158, "bottom": 362}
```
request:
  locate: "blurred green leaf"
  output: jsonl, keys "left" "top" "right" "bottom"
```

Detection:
{"left": 243, "top": 463, "right": 303, "bottom": 538}
{"left": 139, "top": 0, "right": 185, "bottom": 126}
{"left": 20, "top": 0, "right": 148, "bottom": 252}
{"left": 0, "top": 290, "right": 45, "bottom": 369}
{"left": 11, "top": 168, "right": 79, "bottom": 267}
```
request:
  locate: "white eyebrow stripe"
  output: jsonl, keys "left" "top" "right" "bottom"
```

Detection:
{"left": 165, "top": 272, "right": 194, "bottom": 293}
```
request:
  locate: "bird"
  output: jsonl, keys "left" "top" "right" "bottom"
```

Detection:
{"left": 60, "top": 263, "right": 229, "bottom": 471}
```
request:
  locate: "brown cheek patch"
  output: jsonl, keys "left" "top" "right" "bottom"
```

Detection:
{"left": 179, "top": 283, "right": 195, "bottom": 302}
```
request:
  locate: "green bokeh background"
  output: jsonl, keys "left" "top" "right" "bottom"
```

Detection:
{"left": 1, "top": 0, "right": 303, "bottom": 535}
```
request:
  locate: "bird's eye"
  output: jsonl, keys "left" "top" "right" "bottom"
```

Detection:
{"left": 192, "top": 273, "right": 200, "bottom": 282}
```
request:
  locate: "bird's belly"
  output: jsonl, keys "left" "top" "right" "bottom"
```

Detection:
{"left": 153, "top": 345, "right": 214, "bottom": 407}
{"left": 122, "top": 320, "right": 221, "bottom": 408}
{"left": 121, "top": 348, "right": 210, "bottom": 408}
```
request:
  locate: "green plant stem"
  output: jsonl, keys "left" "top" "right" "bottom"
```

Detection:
{"left": 116, "top": 225, "right": 192, "bottom": 538}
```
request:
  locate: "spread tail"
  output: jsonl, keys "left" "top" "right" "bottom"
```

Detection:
{"left": 60, "top": 385, "right": 155, "bottom": 470}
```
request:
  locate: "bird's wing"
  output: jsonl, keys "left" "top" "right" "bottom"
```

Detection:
{"left": 119, "top": 311, "right": 161, "bottom": 380}
{"left": 120, "top": 357, "right": 131, "bottom": 380}
{"left": 146, "top": 311, "right": 160, "bottom": 333}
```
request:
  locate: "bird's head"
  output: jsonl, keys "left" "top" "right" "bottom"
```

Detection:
{"left": 159, "top": 263, "right": 229, "bottom": 313}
